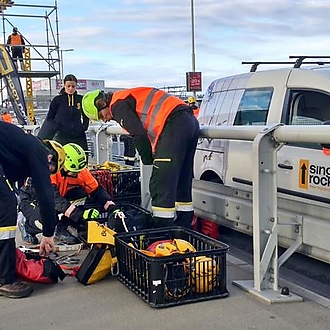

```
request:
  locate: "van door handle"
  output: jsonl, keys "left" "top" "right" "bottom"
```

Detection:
{"left": 278, "top": 163, "right": 293, "bottom": 170}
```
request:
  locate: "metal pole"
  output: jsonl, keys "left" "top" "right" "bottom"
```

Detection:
{"left": 60, "top": 48, "right": 74, "bottom": 80}
{"left": 191, "top": 0, "right": 196, "bottom": 99}
{"left": 60, "top": 50, "right": 63, "bottom": 80}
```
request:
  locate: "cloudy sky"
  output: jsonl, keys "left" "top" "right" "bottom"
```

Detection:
{"left": 3, "top": 0, "right": 330, "bottom": 92}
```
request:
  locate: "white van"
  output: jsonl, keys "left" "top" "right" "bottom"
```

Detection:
{"left": 193, "top": 57, "right": 330, "bottom": 264}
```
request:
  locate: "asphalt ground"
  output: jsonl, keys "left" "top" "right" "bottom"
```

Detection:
{"left": 1, "top": 231, "right": 330, "bottom": 330}
{"left": 219, "top": 227, "right": 330, "bottom": 300}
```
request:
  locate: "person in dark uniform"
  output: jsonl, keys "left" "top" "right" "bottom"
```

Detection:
{"left": 187, "top": 96, "right": 200, "bottom": 117}
{"left": 0, "top": 122, "right": 65, "bottom": 299}
{"left": 38, "top": 74, "right": 89, "bottom": 154}
{"left": 82, "top": 87, "right": 200, "bottom": 229}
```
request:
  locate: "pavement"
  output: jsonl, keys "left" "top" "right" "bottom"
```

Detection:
{"left": 1, "top": 236, "right": 330, "bottom": 330}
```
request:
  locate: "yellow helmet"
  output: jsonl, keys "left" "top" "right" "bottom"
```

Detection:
{"left": 43, "top": 140, "right": 65, "bottom": 173}
{"left": 82, "top": 89, "right": 102, "bottom": 121}
{"left": 173, "top": 239, "right": 196, "bottom": 253}
{"left": 190, "top": 256, "right": 219, "bottom": 294}
{"left": 187, "top": 96, "right": 196, "bottom": 104}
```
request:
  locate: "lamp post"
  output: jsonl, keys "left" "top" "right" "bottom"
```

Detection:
{"left": 60, "top": 48, "right": 74, "bottom": 80}
{"left": 190, "top": 0, "right": 196, "bottom": 99}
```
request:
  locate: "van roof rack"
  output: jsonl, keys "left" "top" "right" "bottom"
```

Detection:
{"left": 242, "top": 56, "right": 330, "bottom": 72}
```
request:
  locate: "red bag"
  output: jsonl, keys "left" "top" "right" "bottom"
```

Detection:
{"left": 15, "top": 248, "right": 66, "bottom": 284}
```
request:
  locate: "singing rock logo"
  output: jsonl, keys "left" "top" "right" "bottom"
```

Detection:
{"left": 299, "top": 159, "right": 330, "bottom": 190}
{"left": 0, "top": 44, "right": 14, "bottom": 75}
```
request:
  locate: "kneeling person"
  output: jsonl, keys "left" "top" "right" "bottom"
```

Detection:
{"left": 19, "top": 143, "right": 115, "bottom": 245}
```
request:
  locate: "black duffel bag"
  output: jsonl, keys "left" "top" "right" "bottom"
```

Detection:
{"left": 107, "top": 202, "right": 152, "bottom": 233}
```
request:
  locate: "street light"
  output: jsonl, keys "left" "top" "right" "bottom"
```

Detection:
{"left": 190, "top": 0, "right": 196, "bottom": 99}
{"left": 60, "top": 48, "right": 74, "bottom": 79}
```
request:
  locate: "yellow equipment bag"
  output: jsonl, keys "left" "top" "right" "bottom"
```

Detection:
{"left": 87, "top": 221, "right": 116, "bottom": 245}
{"left": 75, "top": 243, "right": 117, "bottom": 285}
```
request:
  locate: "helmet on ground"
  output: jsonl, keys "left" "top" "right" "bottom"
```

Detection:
{"left": 187, "top": 96, "right": 196, "bottom": 104}
{"left": 43, "top": 140, "right": 65, "bottom": 173}
{"left": 63, "top": 143, "right": 87, "bottom": 173}
{"left": 82, "top": 89, "right": 102, "bottom": 121}
{"left": 190, "top": 256, "right": 219, "bottom": 294}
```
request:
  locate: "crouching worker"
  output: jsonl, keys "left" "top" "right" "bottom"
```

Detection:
{"left": 19, "top": 143, "right": 116, "bottom": 245}
{"left": 0, "top": 123, "right": 65, "bottom": 299}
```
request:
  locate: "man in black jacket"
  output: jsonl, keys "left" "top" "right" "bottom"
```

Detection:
{"left": 0, "top": 122, "right": 65, "bottom": 299}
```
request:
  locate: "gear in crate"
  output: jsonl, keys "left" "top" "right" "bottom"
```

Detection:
{"left": 90, "top": 169, "right": 141, "bottom": 204}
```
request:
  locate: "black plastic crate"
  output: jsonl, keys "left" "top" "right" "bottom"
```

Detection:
{"left": 90, "top": 169, "right": 141, "bottom": 205}
{"left": 115, "top": 227, "right": 229, "bottom": 308}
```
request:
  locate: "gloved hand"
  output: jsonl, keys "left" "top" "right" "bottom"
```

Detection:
{"left": 107, "top": 205, "right": 125, "bottom": 219}
{"left": 83, "top": 208, "right": 100, "bottom": 220}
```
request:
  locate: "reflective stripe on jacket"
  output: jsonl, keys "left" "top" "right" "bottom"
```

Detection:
{"left": 51, "top": 168, "right": 99, "bottom": 196}
{"left": 110, "top": 87, "right": 186, "bottom": 152}
{"left": 0, "top": 225, "right": 16, "bottom": 240}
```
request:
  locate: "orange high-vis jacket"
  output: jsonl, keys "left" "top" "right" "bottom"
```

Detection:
{"left": 110, "top": 87, "right": 186, "bottom": 152}
{"left": 10, "top": 34, "right": 24, "bottom": 46}
{"left": 1, "top": 113, "right": 12, "bottom": 123}
{"left": 51, "top": 168, "right": 99, "bottom": 197}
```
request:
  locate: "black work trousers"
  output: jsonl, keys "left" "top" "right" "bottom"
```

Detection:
{"left": 149, "top": 110, "right": 200, "bottom": 228}
{"left": 0, "top": 165, "right": 18, "bottom": 284}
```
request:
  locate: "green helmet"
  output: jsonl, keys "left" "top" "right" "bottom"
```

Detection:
{"left": 63, "top": 143, "right": 87, "bottom": 173}
{"left": 82, "top": 89, "right": 101, "bottom": 121}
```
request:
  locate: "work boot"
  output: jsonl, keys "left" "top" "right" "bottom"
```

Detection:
{"left": 18, "top": 216, "right": 39, "bottom": 245}
{"left": 0, "top": 281, "right": 33, "bottom": 299}
{"left": 54, "top": 223, "right": 79, "bottom": 245}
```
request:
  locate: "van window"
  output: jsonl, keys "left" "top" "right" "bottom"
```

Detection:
{"left": 234, "top": 88, "right": 272, "bottom": 125}
{"left": 285, "top": 90, "right": 330, "bottom": 149}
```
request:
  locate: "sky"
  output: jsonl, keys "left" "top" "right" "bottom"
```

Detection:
{"left": 2, "top": 0, "right": 330, "bottom": 93}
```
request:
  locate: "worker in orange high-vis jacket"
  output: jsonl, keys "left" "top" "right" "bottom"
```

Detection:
{"left": 19, "top": 143, "right": 115, "bottom": 245}
{"left": 1, "top": 109, "right": 12, "bottom": 123}
{"left": 6, "top": 27, "right": 25, "bottom": 71}
{"left": 82, "top": 88, "right": 200, "bottom": 229}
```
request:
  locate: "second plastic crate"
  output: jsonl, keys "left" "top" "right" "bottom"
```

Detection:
{"left": 115, "top": 226, "right": 229, "bottom": 308}
{"left": 90, "top": 169, "right": 141, "bottom": 204}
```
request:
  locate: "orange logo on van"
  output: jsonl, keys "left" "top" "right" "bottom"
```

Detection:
{"left": 299, "top": 159, "right": 309, "bottom": 189}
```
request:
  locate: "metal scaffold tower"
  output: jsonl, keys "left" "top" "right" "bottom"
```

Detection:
{"left": 0, "top": 1, "right": 61, "bottom": 123}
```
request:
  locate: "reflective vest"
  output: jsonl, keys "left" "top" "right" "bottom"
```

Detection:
{"left": 10, "top": 34, "right": 23, "bottom": 46}
{"left": 110, "top": 87, "right": 186, "bottom": 152}
{"left": 1, "top": 113, "right": 12, "bottom": 123}
{"left": 51, "top": 168, "right": 99, "bottom": 196}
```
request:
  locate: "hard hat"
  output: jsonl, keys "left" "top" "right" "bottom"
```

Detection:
{"left": 173, "top": 239, "right": 196, "bottom": 253}
{"left": 190, "top": 256, "right": 219, "bottom": 294}
{"left": 43, "top": 140, "right": 65, "bottom": 173}
{"left": 165, "top": 261, "right": 190, "bottom": 300}
{"left": 154, "top": 241, "right": 179, "bottom": 257}
{"left": 13, "top": 27, "right": 18, "bottom": 33}
{"left": 82, "top": 89, "right": 101, "bottom": 121}
{"left": 187, "top": 96, "right": 196, "bottom": 104}
{"left": 63, "top": 143, "right": 87, "bottom": 173}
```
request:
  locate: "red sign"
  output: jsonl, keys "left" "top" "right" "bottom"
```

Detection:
{"left": 186, "top": 71, "right": 202, "bottom": 92}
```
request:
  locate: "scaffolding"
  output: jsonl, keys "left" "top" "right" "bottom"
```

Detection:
{"left": 0, "top": 1, "right": 61, "bottom": 123}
